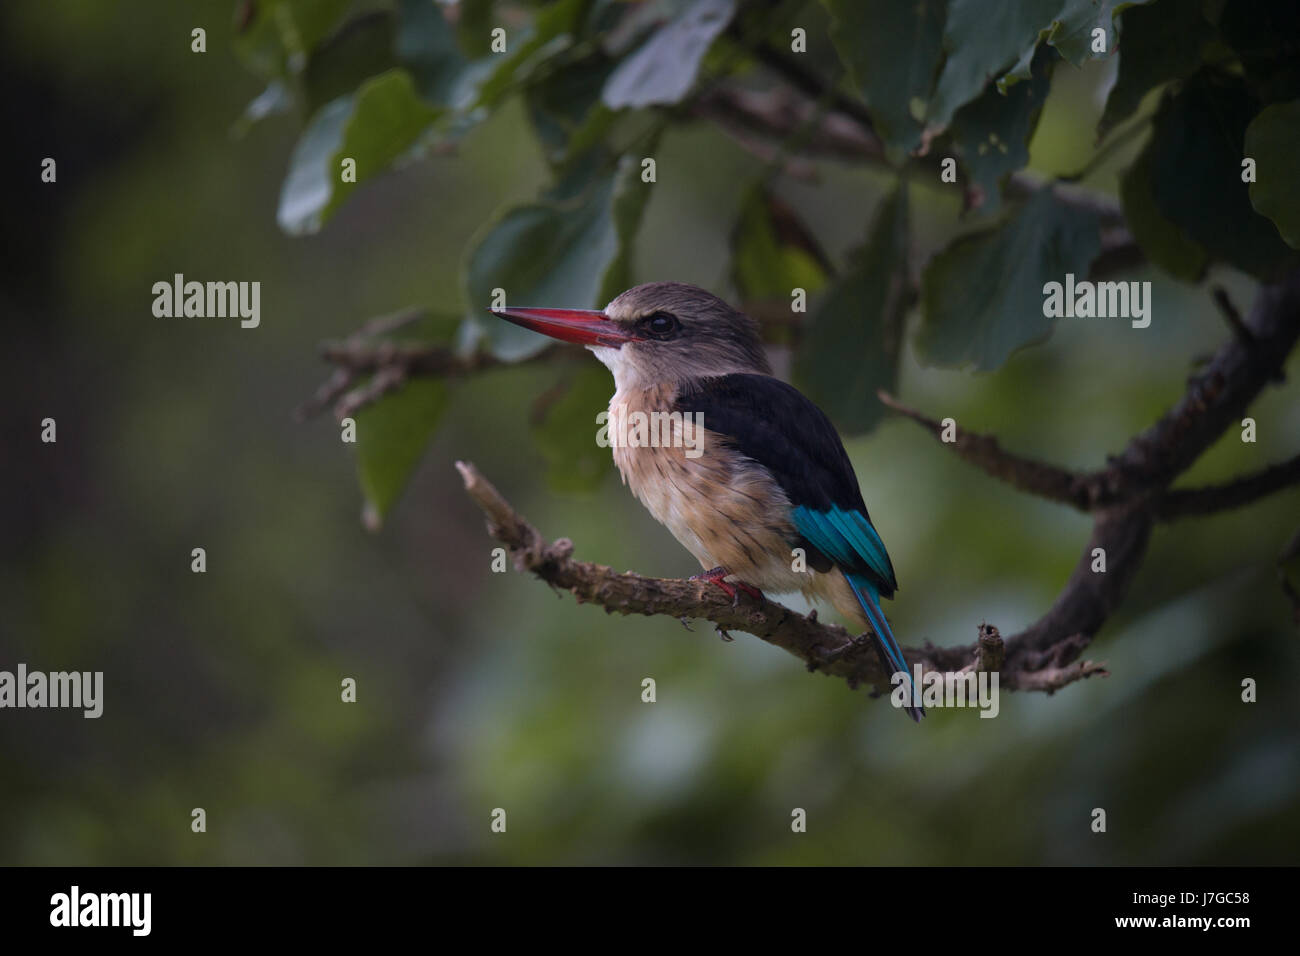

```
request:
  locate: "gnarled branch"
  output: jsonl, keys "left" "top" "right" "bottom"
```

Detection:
{"left": 456, "top": 459, "right": 1101, "bottom": 699}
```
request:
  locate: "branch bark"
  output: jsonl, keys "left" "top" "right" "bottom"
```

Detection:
{"left": 295, "top": 335, "right": 564, "bottom": 422}
{"left": 456, "top": 460, "right": 1095, "bottom": 697}
{"left": 1157, "top": 452, "right": 1300, "bottom": 519}
{"left": 875, "top": 389, "right": 1105, "bottom": 511}
{"left": 875, "top": 392, "right": 1300, "bottom": 521}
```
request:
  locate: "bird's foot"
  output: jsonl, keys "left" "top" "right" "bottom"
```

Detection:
{"left": 691, "top": 566, "right": 738, "bottom": 603}
{"left": 689, "top": 566, "right": 764, "bottom": 605}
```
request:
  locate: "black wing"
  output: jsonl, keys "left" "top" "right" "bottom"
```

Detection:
{"left": 674, "top": 373, "right": 897, "bottom": 595}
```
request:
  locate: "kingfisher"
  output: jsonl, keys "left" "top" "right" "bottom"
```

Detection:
{"left": 492, "top": 282, "right": 923, "bottom": 721}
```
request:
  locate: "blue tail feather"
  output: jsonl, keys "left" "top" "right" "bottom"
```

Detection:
{"left": 845, "top": 573, "right": 924, "bottom": 722}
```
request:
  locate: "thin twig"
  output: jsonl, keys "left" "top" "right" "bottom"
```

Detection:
{"left": 876, "top": 389, "right": 1107, "bottom": 510}
{"left": 1212, "top": 285, "right": 1253, "bottom": 344}
{"left": 1158, "top": 453, "right": 1300, "bottom": 519}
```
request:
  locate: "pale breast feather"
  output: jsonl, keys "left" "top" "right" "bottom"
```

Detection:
{"left": 607, "top": 385, "right": 799, "bottom": 579}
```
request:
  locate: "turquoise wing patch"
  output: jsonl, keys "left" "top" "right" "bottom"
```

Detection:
{"left": 792, "top": 504, "right": 895, "bottom": 591}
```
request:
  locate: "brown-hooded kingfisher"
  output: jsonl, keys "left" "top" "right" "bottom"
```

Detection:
{"left": 492, "top": 282, "right": 923, "bottom": 722}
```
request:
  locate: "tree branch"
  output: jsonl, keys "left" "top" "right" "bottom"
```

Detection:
{"left": 455, "top": 459, "right": 1103, "bottom": 699}
{"left": 295, "top": 336, "right": 563, "bottom": 422}
{"left": 456, "top": 460, "right": 875, "bottom": 679}
{"left": 876, "top": 389, "right": 1104, "bottom": 510}
{"left": 1157, "top": 452, "right": 1300, "bottom": 519}
{"left": 880, "top": 271, "right": 1300, "bottom": 671}
{"left": 1112, "top": 274, "right": 1300, "bottom": 490}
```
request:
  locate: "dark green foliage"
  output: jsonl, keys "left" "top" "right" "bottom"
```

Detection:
{"left": 236, "top": 0, "right": 1300, "bottom": 510}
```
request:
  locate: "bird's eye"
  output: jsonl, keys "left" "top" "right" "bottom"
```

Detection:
{"left": 642, "top": 311, "right": 680, "bottom": 338}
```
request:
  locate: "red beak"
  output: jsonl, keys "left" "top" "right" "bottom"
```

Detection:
{"left": 489, "top": 306, "right": 636, "bottom": 348}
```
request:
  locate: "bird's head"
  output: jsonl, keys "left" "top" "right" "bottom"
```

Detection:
{"left": 490, "top": 281, "right": 771, "bottom": 389}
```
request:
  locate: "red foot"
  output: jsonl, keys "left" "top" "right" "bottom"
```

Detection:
{"left": 690, "top": 566, "right": 765, "bottom": 604}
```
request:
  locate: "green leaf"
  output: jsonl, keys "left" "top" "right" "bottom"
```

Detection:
{"left": 525, "top": 53, "right": 618, "bottom": 166}
{"left": 355, "top": 378, "right": 449, "bottom": 529}
{"left": 278, "top": 69, "right": 441, "bottom": 235}
{"left": 602, "top": 0, "right": 737, "bottom": 109}
{"left": 1148, "top": 75, "right": 1299, "bottom": 280}
{"left": 1245, "top": 100, "right": 1300, "bottom": 249}
{"left": 600, "top": 0, "right": 694, "bottom": 56}
{"left": 792, "top": 183, "right": 910, "bottom": 434}
{"left": 1001, "top": 1, "right": 1158, "bottom": 90}
{"left": 473, "top": 0, "right": 587, "bottom": 110}
{"left": 948, "top": 46, "right": 1052, "bottom": 215}
{"left": 1217, "top": 0, "right": 1300, "bottom": 105}
{"left": 465, "top": 154, "right": 651, "bottom": 361}
{"left": 928, "top": 0, "right": 1061, "bottom": 129}
{"left": 1118, "top": 138, "right": 1207, "bottom": 281}
{"left": 821, "top": 0, "right": 947, "bottom": 157}
{"left": 303, "top": 10, "right": 399, "bottom": 113}
{"left": 917, "top": 188, "right": 1101, "bottom": 370}
{"left": 731, "top": 186, "right": 831, "bottom": 302}
{"left": 1044, "top": 0, "right": 1150, "bottom": 68}
{"left": 278, "top": 96, "right": 352, "bottom": 233}
{"left": 531, "top": 363, "right": 616, "bottom": 493}
{"left": 456, "top": 0, "right": 497, "bottom": 58}
{"left": 233, "top": 80, "right": 294, "bottom": 138}
{"left": 1097, "top": 0, "right": 1214, "bottom": 139}
{"left": 600, "top": 153, "right": 656, "bottom": 304}
{"left": 396, "top": 0, "right": 475, "bottom": 108}
{"left": 234, "top": 0, "right": 352, "bottom": 79}
{"left": 930, "top": 0, "right": 1154, "bottom": 128}
{"left": 396, "top": 0, "right": 583, "bottom": 113}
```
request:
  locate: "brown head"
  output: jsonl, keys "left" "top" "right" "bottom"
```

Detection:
{"left": 491, "top": 281, "right": 771, "bottom": 389}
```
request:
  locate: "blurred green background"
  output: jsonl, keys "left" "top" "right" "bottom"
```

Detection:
{"left": 2, "top": 0, "right": 1297, "bottom": 865}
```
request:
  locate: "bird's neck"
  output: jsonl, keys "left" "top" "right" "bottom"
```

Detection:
{"left": 591, "top": 345, "right": 770, "bottom": 397}
{"left": 608, "top": 380, "right": 677, "bottom": 418}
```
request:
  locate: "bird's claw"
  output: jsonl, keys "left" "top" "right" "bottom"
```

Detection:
{"left": 691, "top": 566, "right": 763, "bottom": 604}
